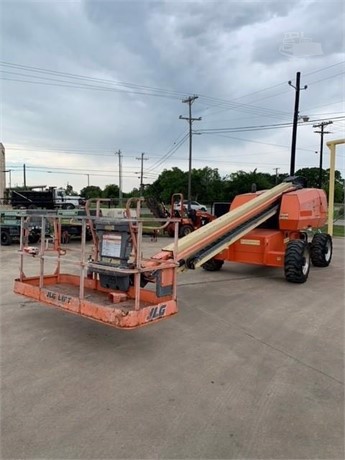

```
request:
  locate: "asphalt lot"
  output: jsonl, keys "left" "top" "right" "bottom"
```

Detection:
{"left": 1, "top": 236, "right": 344, "bottom": 459}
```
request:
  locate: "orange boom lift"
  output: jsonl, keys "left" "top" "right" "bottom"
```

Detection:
{"left": 14, "top": 178, "right": 332, "bottom": 329}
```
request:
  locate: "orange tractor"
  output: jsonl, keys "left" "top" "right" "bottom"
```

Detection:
{"left": 166, "top": 193, "right": 215, "bottom": 237}
{"left": 145, "top": 193, "right": 215, "bottom": 238}
{"left": 14, "top": 178, "right": 332, "bottom": 329}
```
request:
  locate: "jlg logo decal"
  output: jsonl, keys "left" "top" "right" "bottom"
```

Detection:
{"left": 147, "top": 304, "right": 167, "bottom": 321}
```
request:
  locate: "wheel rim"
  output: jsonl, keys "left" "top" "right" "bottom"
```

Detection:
{"left": 180, "top": 226, "right": 193, "bottom": 236}
{"left": 324, "top": 240, "right": 332, "bottom": 262}
{"left": 302, "top": 247, "right": 310, "bottom": 275}
{"left": 1, "top": 232, "right": 10, "bottom": 244}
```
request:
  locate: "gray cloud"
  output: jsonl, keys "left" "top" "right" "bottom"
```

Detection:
{"left": 1, "top": 0, "right": 344, "bottom": 191}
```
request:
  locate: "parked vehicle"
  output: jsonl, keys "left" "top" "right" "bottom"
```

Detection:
{"left": 0, "top": 208, "right": 95, "bottom": 245}
{"left": 145, "top": 195, "right": 213, "bottom": 238}
{"left": 174, "top": 200, "right": 207, "bottom": 212}
{"left": 56, "top": 208, "right": 94, "bottom": 243}
{"left": 0, "top": 210, "right": 47, "bottom": 246}
{"left": 10, "top": 187, "right": 85, "bottom": 210}
{"left": 167, "top": 194, "right": 214, "bottom": 237}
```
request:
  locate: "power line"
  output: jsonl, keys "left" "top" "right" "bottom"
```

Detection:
{"left": 1, "top": 73, "right": 291, "bottom": 121}
{"left": 4, "top": 58, "right": 341, "bottom": 100}
{"left": 199, "top": 61, "right": 345, "bottom": 113}
{"left": 303, "top": 60, "right": 345, "bottom": 76}
{"left": 0, "top": 60, "right": 289, "bottom": 119}
{"left": 145, "top": 133, "right": 189, "bottom": 172}
{"left": 200, "top": 132, "right": 317, "bottom": 153}
{"left": 0, "top": 61, "right": 190, "bottom": 98}
{"left": 0, "top": 76, "right": 183, "bottom": 100}
{"left": 197, "top": 116, "right": 344, "bottom": 134}
{"left": 308, "top": 71, "right": 345, "bottom": 86}
{"left": 3, "top": 61, "right": 343, "bottom": 133}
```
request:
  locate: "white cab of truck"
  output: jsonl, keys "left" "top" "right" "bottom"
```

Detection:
{"left": 54, "top": 188, "right": 85, "bottom": 209}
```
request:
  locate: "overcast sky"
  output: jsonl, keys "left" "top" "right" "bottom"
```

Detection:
{"left": 1, "top": 0, "right": 344, "bottom": 193}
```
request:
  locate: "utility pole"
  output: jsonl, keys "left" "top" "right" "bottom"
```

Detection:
{"left": 288, "top": 72, "right": 307, "bottom": 176}
{"left": 313, "top": 121, "right": 332, "bottom": 188}
{"left": 179, "top": 95, "right": 202, "bottom": 211}
{"left": 115, "top": 150, "right": 123, "bottom": 207}
{"left": 273, "top": 167, "right": 280, "bottom": 184}
{"left": 23, "top": 163, "right": 26, "bottom": 188}
{"left": 136, "top": 152, "right": 148, "bottom": 196}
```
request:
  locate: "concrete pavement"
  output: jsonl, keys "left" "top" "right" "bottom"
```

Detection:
{"left": 1, "top": 237, "right": 344, "bottom": 459}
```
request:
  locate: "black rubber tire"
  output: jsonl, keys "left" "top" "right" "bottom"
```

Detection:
{"left": 202, "top": 258, "right": 224, "bottom": 271}
{"left": 85, "top": 229, "right": 93, "bottom": 242}
{"left": 179, "top": 225, "right": 194, "bottom": 238}
{"left": 284, "top": 239, "right": 310, "bottom": 283}
{"left": 28, "top": 232, "right": 40, "bottom": 244}
{"left": 28, "top": 204, "right": 37, "bottom": 209}
{"left": 62, "top": 203, "right": 75, "bottom": 210}
{"left": 167, "top": 228, "right": 175, "bottom": 238}
{"left": 310, "top": 233, "right": 332, "bottom": 267}
{"left": 1, "top": 231, "right": 12, "bottom": 246}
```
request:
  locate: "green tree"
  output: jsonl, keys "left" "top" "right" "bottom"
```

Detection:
{"left": 223, "top": 170, "right": 272, "bottom": 201}
{"left": 191, "top": 167, "right": 224, "bottom": 203}
{"left": 80, "top": 185, "right": 103, "bottom": 199}
{"left": 128, "top": 187, "right": 141, "bottom": 197}
{"left": 103, "top": 184, "right": 120, "bottom": 199}
{"left": 294, "top": 167, "right": 320, "bottom": 187}
{"left": 144, "top": 168, "right": 187, "bottom": 203}
{"left": 295, "top": 167, "right": 344, "bottom": 202}
{"left": 324, "top": 169, "right": 344, "bottom": 203}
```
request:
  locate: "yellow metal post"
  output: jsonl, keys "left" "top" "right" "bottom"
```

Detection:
{"left": 326, "top": 139, "right": 345, "bottom": 236}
